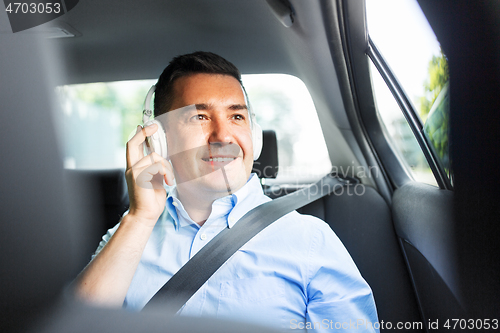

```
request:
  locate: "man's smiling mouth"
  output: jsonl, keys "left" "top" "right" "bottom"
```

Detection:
{"left": 200, "top": 142, "right": 241, "bottom": 168}
{"left": 202, "top": 156, "right": 237, "bottom": 163}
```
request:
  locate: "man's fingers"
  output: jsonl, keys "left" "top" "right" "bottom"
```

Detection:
{"left": 126, "top": 123, "right": 158, "bottom": 168}
{"left": 127, "top": 152, "right": 174, "bottom": 189}
{"left": 132, "top": 152, "right": 170, "bottom": 170}
{"left": 134, "top": 123, "right": 158, "bottom": 143}
{"left": 135, "top": 160, "right": 174, "bottom": 189}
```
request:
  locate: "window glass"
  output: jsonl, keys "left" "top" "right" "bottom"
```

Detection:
{"left": 423, "top": 82, "right": 451, "bottom": 180}
{"left": 56, "top": 80, "right": 151, "bottom": 169}
{"left": 369, "top": 62, "right": 437, "bottom": 185}
{"left": 55, "top": 75, "right": 332, "bottom": 181}
{"left": 366, "top": 0, "right": 450, "bottom": 185}
{"left": 242, "top": 74, "right": 332, "bottom": 181}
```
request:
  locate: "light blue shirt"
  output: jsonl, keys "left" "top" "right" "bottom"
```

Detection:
{"left": 95, "top": 174, "right": 379, "bottom": 332}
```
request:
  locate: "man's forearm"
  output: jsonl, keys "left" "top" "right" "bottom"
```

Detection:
{"left": 74, "top": 213, "right": 156, "bottom": 307}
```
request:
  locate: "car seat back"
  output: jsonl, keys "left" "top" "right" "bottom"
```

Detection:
{"left": 0, "top": 34, "right": 83, "bottom": 332}
{"left": 298, "top": 184, "right": 423, "bottom": 330}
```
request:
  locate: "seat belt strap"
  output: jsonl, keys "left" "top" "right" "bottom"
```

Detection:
{"left": 144, "top": 174, "right": 348, "bottom": 311}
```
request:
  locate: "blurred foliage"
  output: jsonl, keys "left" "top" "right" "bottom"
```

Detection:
{"left": 419, "top": 50, "right": 449, "bottom": 122}
{"left": 420, "top": 50, "right": 451, "bottom": 180}
{"left": 423, "top": 85, "right": 450, "bottom": 177}
{"left": 71, "top": 83, "right": 119, "bottom": 109}
{"left": 62, "top": 81, "right": 151, "bottom": 145}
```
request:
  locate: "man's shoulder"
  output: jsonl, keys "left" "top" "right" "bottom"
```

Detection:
{"left": 280, "top": 210, "right": 333, "bottom": 232}
{"left": 261, "top": 209, "right": 339, "bottom": 246}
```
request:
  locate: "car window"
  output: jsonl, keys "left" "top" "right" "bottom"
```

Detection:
{"left": 56, "top": 80, "right": 151, "bottom": 169}
{"left": 242, "top": 74, "right": 332, "bottom": 182}
{"left": 366, "top": 0, "right": 451, "bottom": 186}
{"left": 56, "top": 74, "right": 332, "bottom": 181}
{"left": 369, "top": 64, "right": 437, "bottom": 185}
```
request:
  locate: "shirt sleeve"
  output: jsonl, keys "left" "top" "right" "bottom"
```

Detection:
{"left": 304, "top": 218, "right": 380, "bottom": 332}
{"left": 90, "top": 222, "right": 120, "bottom": 260}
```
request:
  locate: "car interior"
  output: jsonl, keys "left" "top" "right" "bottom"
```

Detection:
{"left": 1, "top": 0, "right": 499, "bottom": 332}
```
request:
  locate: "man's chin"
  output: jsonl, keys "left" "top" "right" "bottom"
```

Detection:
{"left": 203, "top": 168, "right": 247, "bottom": 193}
{"left": 179, "top": 167, "right": 247, "bottom": 195}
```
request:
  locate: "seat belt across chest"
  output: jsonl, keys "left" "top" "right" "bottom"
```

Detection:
{"left": 144, "top": 173, "right": 351, "bottom": 311}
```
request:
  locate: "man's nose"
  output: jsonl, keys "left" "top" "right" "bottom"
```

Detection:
{"left": 208, "top": 117, "right": 233, "bottom": 144}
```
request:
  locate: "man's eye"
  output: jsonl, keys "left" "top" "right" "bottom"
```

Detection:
{"left": 191, "top": 114, "right": 207, "bottom": 121}
{"left": 233, "top": 114, "right": 245, "bottom": 120}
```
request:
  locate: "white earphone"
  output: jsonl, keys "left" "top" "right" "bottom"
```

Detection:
{"left": 142, "top": 84, "right": 263, "bottom": 160}
{"left": 142, "top": 85, "right": 168, "bottom": 159}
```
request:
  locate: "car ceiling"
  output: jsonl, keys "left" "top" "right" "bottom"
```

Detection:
{"left": 51, "top": 0, "right": 296, "bottom": 84}
{"left": 41, "top": 1, "right": 297, "bottom": 83}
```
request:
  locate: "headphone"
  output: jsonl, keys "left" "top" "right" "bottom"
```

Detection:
{"left": 142, "top": 84, "right": 263, "bottom": 160}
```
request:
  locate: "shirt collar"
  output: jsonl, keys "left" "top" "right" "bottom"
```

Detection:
{"left": 166, "top": 188, "right": 182, "bottom": 230}
{"left": 166, "top": 173, "right": 263, "bottom": 230}
{"left": 226, "top": 173, "right": 264, "bottom": 227}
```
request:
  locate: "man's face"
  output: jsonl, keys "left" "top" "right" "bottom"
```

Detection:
{"left": 164, "top": 73, "right": 253, "bottom": 196}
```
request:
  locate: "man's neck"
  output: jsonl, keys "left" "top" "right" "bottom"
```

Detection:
{"left": 175, "top": 185, "right": 230, "bottom": 226}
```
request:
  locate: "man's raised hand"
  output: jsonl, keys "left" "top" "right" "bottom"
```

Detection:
{"left": 125, "top": 123, "right": 174, "bottom": 226}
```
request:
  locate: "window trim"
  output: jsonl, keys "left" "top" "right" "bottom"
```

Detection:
{"left": 324, "top": 0, "right": 394, "bottom": 204}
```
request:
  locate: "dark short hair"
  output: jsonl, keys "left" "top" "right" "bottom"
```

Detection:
{"left": 154, "top": 51, "right": 242, "bottom": 117}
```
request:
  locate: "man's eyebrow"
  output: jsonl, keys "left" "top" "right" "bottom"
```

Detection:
{"left": 194, "top": 103, "right": 248, "bottom": 111}
{"left": 228, "top": 104, "right": 248, "bottom": 111}
{"left": 195, "top": 103, "right": 210, "bottom": 110}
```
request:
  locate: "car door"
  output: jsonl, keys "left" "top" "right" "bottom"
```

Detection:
{"left": 415, "top": 0, "right": 500, "bottom": 323}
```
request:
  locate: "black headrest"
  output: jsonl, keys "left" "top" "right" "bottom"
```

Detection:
{"left": 252, "top": 130, "right": 279, "bottom": 178}
{"left": 64, "top": 169, "right": 130, "bottom": 265}
{"left": 64, "top": 169, "right": 129, "bottom": 208}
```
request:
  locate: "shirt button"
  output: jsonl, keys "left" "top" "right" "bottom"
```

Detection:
{"left": 228, "top": 216, "right": 235, "bottom": 224}
{"left": 172, "top": 202, "right": 178, "bottom": 207}
{"left": 200, "top": 233, "right": 207, "bottom": 240}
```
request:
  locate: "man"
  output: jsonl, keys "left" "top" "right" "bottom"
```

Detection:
{"left": 76, "top": 51, "right": 379, "bottom": 331}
